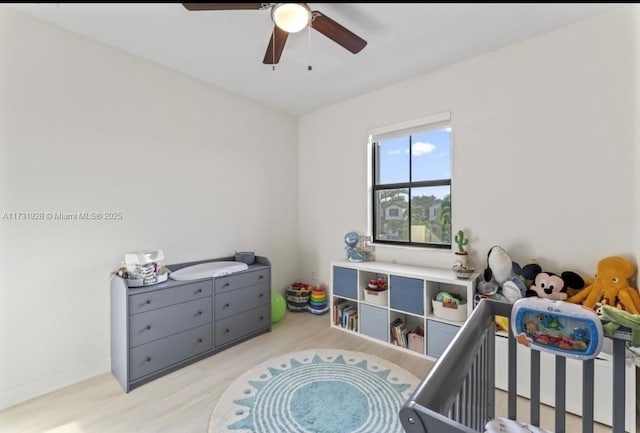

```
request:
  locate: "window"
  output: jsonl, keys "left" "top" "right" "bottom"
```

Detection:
{"left": 369, "top": 112, "right": 452, "bottom": 248}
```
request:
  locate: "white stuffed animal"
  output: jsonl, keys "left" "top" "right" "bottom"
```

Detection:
{"left": 481, "top": 246, "right": 528, "bottom": 303}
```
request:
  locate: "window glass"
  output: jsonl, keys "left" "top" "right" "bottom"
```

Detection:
{"left": 374, "top": 188, "right": 409, "bottom": 242}
{"left": 410, "top": 129, "right": 451, "bottom": 182}
{"left": 376, "top": 136, "right": 409, "bottom": 184}
{"left": 370, "top": 114, "right": 452, "bottom": 249}
{"left": 410, "top": 186, "right": 451, "bottom": 245}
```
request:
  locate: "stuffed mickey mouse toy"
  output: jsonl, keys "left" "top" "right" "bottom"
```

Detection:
{"left": 521, "top": 264, "right": 585, "bottom": 301}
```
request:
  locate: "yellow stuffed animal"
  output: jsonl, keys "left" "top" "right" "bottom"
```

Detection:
{"left": 567, "top": 256, "right": 640, "bottom": 314}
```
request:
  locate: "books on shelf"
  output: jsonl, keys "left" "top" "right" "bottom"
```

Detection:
{"left": 390, "top": 318, "right": 407, "bottom": 347}
{"left": 390, "top": 318, "right": 424, "bottom": 353}
{"left": 333, "top": 300, "right": 358, "bottom": 332}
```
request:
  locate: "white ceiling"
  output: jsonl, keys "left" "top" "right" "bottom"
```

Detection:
{"left": 6, "top": 3, "right": 626, "bottom": 116}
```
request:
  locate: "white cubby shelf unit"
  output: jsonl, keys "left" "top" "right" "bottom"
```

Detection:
{"left": 330, "top": 260, "right": 479, "bottom": 360}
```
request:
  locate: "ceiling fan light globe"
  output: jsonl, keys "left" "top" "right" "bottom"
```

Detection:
{"left": 272, "top": 3, "right": 310, "bottom": 33}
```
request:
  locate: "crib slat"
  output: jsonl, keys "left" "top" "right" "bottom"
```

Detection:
{"left": 451, "top": 396, "right": 459, "bottom": 422}
{"left": 477, "top": 350, "right": 483, "bottom": 431}
{"left": 480, "top": 339, "right": 486, "bottom": 428}
{"left": 582, "top": 359, "right": 594, "bottom": 433}
{"left": 470, "top": 357, "right": 476, "bottom": 430}
{"left": 487, "top": 320, "right": 495, "bottom": 423}
{"left": 612, "top": 338, "right": 626, "bottom": 433}
{"left": 461, "top": 374, "right": 468, "bottom": 425}
{"left": 472, "top": 355, "right": 479, "bottom": 430}
{"left": 555, "top": 356, "right": 566, "bottom": 433}
{"left": 508, "top": 333, "right": 517, "bottom": 420}
{"left": 530, "top": 349, "right": 541, "bottom": 426}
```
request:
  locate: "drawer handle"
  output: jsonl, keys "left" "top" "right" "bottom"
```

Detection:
{"left": 259, "top": 293, "right": 264, "bottom": 298}
{"left": 197, "top": 338, "right": 203, "bottom": 343}
{"left": 145, "top": 325, "right": 151, "bottom": 331}
{"left": 223, "top": 303, "right": 230, "bottom": 309}
{"left": 145, "top": 300, "right": 151, "bottom": 305}
{"left": 146, "top": 357, "right": 151, "bottom": 363}
{"left": 196, "top": 310, "right": 203, "bottom": 316}
{"left": 223, "top": 283, "right": 230, "bottom": 288}
{"left": 258, "top": 275, "right": 264, "bottom": 280}
{"left": 259, "top": 315, "right": 264, "bottom": 320}
{"left": 195, "top": 289, "right": 203, "bottom": 294}
{"left": 224, "top": 329, "right": 230, "bottom": 334}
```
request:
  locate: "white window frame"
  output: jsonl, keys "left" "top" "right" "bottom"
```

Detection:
{"left": 367, "top": 111, "right": 452, "bottom": 249}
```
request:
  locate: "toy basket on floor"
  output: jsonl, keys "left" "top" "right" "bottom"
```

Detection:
{"left": 286, "top": 283, "right": 312, "bottom": 312}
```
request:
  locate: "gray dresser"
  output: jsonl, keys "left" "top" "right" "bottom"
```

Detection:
{"left": 110, "top": 256, "right": 271, "bottom": 392}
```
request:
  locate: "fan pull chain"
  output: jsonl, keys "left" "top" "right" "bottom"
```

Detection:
{"left": 307, "top": 24, "right": 312, "bottom": 71}
{"left": 272, "top": 27, "right": 276, "bottom": 71}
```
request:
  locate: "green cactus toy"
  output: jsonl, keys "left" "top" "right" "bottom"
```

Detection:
{"left": 454, "top": 230, "right": 468, "bottom": 253}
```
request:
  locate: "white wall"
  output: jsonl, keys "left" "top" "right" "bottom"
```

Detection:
{"left": 0, "top": 7, "right": 299, "bottom": 410}
{"left": 299, "top": 7, "right": 637, "bottom": 286}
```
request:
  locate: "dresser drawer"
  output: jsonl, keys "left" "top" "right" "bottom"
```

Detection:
{"left": 215, "top": 282, "right": 269, "bottom": 320}
{"left": 129, "top": 280, "right": 212, "bottom": 314}
{"left": 215, "top": 305, "right": 270, "bottom": 347}
{"left": 129, "top": 324, "right": 212, "bottom": 381}
{"left": 129, "top": 297, "right": 212, "bottom": 347}
{"left": 214, "top": 268, "right": 270, "bottom": 294}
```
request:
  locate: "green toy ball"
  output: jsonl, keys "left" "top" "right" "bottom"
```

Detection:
{"left": 271, "top": 293, "right": 287, "bottom": 324}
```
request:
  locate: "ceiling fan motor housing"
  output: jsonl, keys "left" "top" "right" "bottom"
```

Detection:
{"left": 271, "top": 3, "right": 311, "bottom": 33}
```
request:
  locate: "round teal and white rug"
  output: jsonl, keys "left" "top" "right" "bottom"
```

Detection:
{"left": 208, "top": 349, "right": 420, "bottom": 433}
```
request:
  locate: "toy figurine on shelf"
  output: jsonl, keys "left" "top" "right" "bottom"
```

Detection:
{"left": 344, "top": 231, "right": 374, "bottom": 262}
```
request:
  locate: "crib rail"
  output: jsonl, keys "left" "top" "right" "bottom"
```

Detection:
{"left": 399, "top": 299, "right": 633, "bottom": 433}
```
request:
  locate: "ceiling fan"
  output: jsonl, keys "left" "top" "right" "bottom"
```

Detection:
{"left": 182, "top": 3, "right": 367, "bottom": 65}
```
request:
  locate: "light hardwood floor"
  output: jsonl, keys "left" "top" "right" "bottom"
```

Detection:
{"left": 0, "top": 312, "right": 431, "bottom": 433}
{"left": 0, "top": 312, "right": 615, "bottom": 433}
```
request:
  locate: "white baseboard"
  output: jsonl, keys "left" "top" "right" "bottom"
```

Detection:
{"left": 0, "top": 358, "right": 110, "bottom": 411}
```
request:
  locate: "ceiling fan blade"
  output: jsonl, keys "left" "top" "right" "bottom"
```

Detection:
{"left": 182, "top": 3, "right": 265, "bottom": 11}
{"left": 311, "top": 11, "right": 367, "bottom": 54}
{"left": 263, "top": 25, "right": 289, "bottom": 65}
